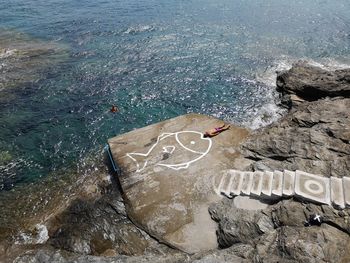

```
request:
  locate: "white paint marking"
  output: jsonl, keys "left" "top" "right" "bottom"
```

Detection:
{"left": 314, "top": 214, "right": 321, "bottom": 222}
{"left": 304, "top": 179, "right": 324, "bottom": 195}
{"left": 127, "top": 131, "right": 212, "bottom": 172}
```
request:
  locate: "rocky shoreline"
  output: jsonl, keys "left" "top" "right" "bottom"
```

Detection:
{"left": 3, "top": 62, "right": 350, "bottom": 262}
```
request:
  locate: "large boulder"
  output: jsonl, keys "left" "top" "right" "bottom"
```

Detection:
{"left": 277, "top": 62, "right": 350, "bottom": 104}
{"left": 242, "top": 97, "right": 350, "bottom": 177}
{"left": 243, "top": 63, "right": 350, "bottom": 177}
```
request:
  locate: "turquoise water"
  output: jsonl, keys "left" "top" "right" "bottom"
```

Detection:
{"left": 1, "top": 0, "right": 350, "bottom": 190}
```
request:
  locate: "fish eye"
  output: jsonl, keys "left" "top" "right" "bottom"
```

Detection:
{"left": 190, "top": 141, "right": 195, "bottom": 145}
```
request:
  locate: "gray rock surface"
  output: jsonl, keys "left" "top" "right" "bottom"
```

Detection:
{"left": 49, "top": 197, "right": 155, "bottom": 256}
{"left": 13, "top": 247, "right": 250, "bottom": 263}
{"left": 220, "top": 63, "right": 350, "bottom": 262}
{"left": 242, "top": 66, "right": 350, "bottom": 177}
{"left": 277, "top": 62, "right": 350, "bottom": 104}
{"left": 210, "top": 198, "right": 350, "bottom": 262}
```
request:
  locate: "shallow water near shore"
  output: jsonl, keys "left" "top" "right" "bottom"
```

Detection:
{"left": 1, "top": 0, "right": 350, "bottom": 248}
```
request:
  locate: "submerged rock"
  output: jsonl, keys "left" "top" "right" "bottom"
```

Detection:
{"left": 0, "top": 29, "right": 68, "bottom": 93}
{"left": 0, "top": 151, "right": 12, "bottom": 166}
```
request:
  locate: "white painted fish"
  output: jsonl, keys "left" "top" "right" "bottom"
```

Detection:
{"left": 126, "top": 131, "right": 212, "bottom": 172}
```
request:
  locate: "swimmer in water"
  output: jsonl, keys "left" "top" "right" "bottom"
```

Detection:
{"left": 110, "top": 105, "right": 119, "bottom": 113}
{"left": 204, "top": 123, "right": 230, "bottom": 138}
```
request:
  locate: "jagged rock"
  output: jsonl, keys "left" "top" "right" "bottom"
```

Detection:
{"left": 277, "top": 62, "right": 350, "bottom": 104}
{"left": 208, "top": 197, "right": 350, "bottom": 262}
{"left": 48, "top": 193, "right": 169, "bottom": 257}
{"left": 226, "top": 63, "right": 350, "bottom": 262}
{"left": 12, "top": 244, "right": 251, "bottom": 263}
{"left": 274, "top": 225, "right": 350, "bottom": 263}
{"left": 209, "top": 198, "right": 274, "bottom": 248}
{"left": 242, "top": 97, "right": 350, "bottom": 177}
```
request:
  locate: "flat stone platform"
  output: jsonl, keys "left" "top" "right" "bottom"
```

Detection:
{"left": 108, "top": 113, "right": 250, "bottom": 253}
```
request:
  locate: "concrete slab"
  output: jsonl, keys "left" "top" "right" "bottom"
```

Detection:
{"left": 220, "top": 171, "right": 234, "bottom": 198}
{"left": 271, "top": 171, "right": 283, "bottom": 197}
{"left": 230, "top": 170, "right": 243, "bottom": 196}
{"left": 108, "top": 113, "right": 250, "bottom": 253}
{"left": 213, "top": 174, "right": 225, "bottom": 196}
{"left": 261, "top": 171, "right": 273, "bottom": 198}
{"left": 295, "top": 170, "right": 330, "bottom": 205}
{"left": 282, "top": 170, "right": 295, "bottom": 196}
{"left": 330, "top": 177, "right": 345, "bottom": 209}
{"left": 250, "top": 171, "right": 263, "bottom": 197}
{"left": 342, "top": 177, "right": 350, "bottom": 207}
{"left": 240, "top": 171, "right": 253, "bottom": 195}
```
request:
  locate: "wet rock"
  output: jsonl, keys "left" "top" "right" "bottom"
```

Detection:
{"left": 0, "top": 151, "right": 12, "bottom": 166}
{"left": 0, "top": 29, "right": 68, "bottom": 92}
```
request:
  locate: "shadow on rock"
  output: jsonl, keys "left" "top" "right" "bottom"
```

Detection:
{"left": 47, "top": 190, "right": 170, "bottom": 257}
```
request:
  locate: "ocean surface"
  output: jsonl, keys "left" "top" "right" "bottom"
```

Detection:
{"left": 0, "top": 0, "right": 349, "bottom": 222}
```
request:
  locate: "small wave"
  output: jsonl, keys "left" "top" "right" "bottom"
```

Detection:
{"left": 123, "top": 25, "right": 155, "bottom": 35}
{"left": 255, "top": 58, "right": 294, "bottom": 87}
{"left": 241, "top": 101, "right": 287, "bottom": 130}
{"left": 251, "top": 56, "right": 350, "bottom": 130}
{"left": 256, "top": 57, "right": 350, "bottom": 88}
{"left": 308, "top": 58, "right": 350, "bottom": 71}
{"left": 0, "top": 157, "right": 42, "bottom": 190}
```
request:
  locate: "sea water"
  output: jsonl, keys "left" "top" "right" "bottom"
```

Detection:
{"left": 0, "top": 0, "right": 349, "bottom": 195}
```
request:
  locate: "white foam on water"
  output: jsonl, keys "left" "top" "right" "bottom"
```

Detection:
{"left": 255, "top": 57, "right": 294, "bottom": 87}
{"left": 15, "top": 224, "right": 49, "bottom": 245}
{"left": 248, "top": 56, "right": 350, "bottom": 130}
{"left": 123, "top": 25, "right": 155, "bottom": 34}
{"left": 308, "top": 58, "right": 350, "bottom": 71}
{"left": 244, "top": 102, "right": 287, "bottom": 130}
{"left": 35, "top": 224, "right": 49, "bottom": 244}
{"left": 256, "top": 57, "right": 350, "bottom": 88}
{"left": 0, "top": 48, "right": 17, "bottom": 59}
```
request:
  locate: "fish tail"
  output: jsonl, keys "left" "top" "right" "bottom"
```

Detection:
{"left": 127, "top": 153, "right": 148, "bottom": 172}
